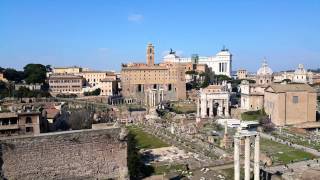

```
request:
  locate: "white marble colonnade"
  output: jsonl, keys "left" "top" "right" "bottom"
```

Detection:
{"left": 234, "top": 132, "right": 260, "bottom": 180}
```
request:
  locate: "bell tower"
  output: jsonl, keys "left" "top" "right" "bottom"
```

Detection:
{"left": 146, "top": 43, "right": 154, "bottom": 66}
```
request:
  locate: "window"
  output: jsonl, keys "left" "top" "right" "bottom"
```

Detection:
{"left": 26, "top": 127, "right": 33, "bottom": 133}
{"left": 293, "top": 96, "right": 299, "bottom": 104}
{"left": 26, "top": 117, "right": 32, "bottom": 124}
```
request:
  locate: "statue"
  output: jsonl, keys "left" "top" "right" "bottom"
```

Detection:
{"left": 169, "top": 48, "right": 175, "bottom": 54}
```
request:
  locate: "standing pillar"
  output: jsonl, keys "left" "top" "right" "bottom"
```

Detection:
{"left": 200, "top": 94, "right": 207, "bottom": 118}
{"left": 218, "top": 100, "right": 223, "bottom": 116}
{"left": 196, "top": 98, "right": 200, "bottom": 117}
{"left": 224, "top": 99, "right": 230, "bottom": 117}
{"left": 157, "top": 90, "right": 161, "bottom": 104}
{"left": 161, "top": 90, "right": 164, "bottom": 101}
{"left": 254, "top": 134, "right": 260, "bottom": 180}
{"left": 244, "top": 136, "right": 251, "bottom": 180}
{"left": 209, "top": 99, "right": 213, "bottom": 117}
{"left": 234, "top": 137, "right": 240, "bottom": 180}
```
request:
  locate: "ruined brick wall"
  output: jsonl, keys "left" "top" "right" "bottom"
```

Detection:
{"left": 0, "top": 128, "right": 128, "bottom": 180}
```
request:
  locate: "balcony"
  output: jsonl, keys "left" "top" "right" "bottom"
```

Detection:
{"left": 0, "top": 124, "right": 19, "bottom": 130}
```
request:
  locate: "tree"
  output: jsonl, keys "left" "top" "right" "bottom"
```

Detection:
{"left": 84, "top": 88, "right": 101, "bottom": 96}
{"left": 23, "top": 64, "right": 47, "bottom": 84}
{"left": 3, "top": 68, "right": 25, "bottom": 82}
{"left": 214, "top": 75, "right": 231, "bottom": 83}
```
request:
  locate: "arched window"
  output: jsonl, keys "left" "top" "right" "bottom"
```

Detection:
{"left": 26, "top": 117, "right": 32, "bottom": 124}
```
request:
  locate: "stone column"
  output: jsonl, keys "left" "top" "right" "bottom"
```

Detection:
{"left": 157, "top": 90, "right": 161, "bottom": 104}
{"left": 218, "top": 100, "right": 223, "bottom": 116}
{"left": 244, "top": 136, "right": 251, "bottom": 180}
{"left": 161, "top": 90, "right": 164, "bottom": 101}
{"left": 200, "top": 94, "right": 207, "bottom": 118}
{"left": 209, "top": 99, "right": 213, "bottom": 117}
{"left": 254, "top": 134, "right": 260, "bottom": 180}
{"left": 197, "top": 98, "right": 200, "bottom": 117}
{"left": 234, "top": 137, "right": 240, "bottom": 180}
{"left": 224, "top": 99, "right": 230, "bottom": 117}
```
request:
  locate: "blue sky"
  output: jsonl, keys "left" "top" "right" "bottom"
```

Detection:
{"left": 0, "top": 0, "right": 319, "bottom": 72}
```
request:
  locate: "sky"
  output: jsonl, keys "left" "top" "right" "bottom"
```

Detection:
{"left": 0, "top": 0, "right": 320, "bottom": 72}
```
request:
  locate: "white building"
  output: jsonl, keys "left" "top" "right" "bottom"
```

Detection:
{"left": 163, "top": 47, "right": 232, "bottom": 77}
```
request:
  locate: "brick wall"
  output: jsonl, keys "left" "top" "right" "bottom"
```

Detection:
{"left": 0, "top": 128, "right": 128, "bottom": 180}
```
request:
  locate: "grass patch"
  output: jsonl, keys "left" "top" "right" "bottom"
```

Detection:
{"left": 241, "top": 109, "right": 266, "bottom": 121}
{"left": 260, "top": 138, "right": 316, "bottom": 164}
{"left": 170, "top": 102, "right": 196, "bottom": 114}
{"left": 127, "top": 126, "right": 169, "bottom": 149}
{"left": 152, "top": 164, "right": 186, "bottom": 175}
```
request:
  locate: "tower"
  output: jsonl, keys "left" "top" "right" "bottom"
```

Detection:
{"left": 146, "top": 43, "right": 155, "bottom": 66}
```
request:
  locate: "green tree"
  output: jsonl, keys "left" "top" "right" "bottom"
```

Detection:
{"left": 23, "top": 64, "right": 47, "bottom": 84}
{"left": 214, "top": 75, "right": 231, "bottom": 83}
{"left": 3, "top": 68, "right": 25, "bottom": 82}
{"left": 84, "top": 88, "right": 101, "bottom": 96}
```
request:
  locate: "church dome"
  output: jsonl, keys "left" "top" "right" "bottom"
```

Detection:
{"left": 257, "top": 60, "right": 273, "bottom": 75}
{"left": 294, "top": 64, "right": 306, "bottom": 74}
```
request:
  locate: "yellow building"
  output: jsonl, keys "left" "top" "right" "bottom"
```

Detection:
{"left": 121, "top": 43, "right": 186, "bottom": 105}
{"left": 52, "top": 66, "right": 83, "bottom": 74}
{"left": 264, "top": 83, "right": 317, "bottom": 126}
{"left": 0, "top": 72, "right": 8, "bottom": 82}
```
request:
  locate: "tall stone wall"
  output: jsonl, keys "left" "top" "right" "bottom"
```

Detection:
{"left": 0, "top": 128, "right": 128, "bottom": 180}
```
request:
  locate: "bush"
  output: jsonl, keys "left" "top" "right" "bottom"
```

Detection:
{"left": 56, "top": 93, "right": 77, "bottom": 98}
{"left": 84, "top": 88, "right": 101, "bottom": 96}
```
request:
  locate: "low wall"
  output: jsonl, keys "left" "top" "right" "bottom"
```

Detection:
{"left": 0, "top": 128, "right": 128, "bottom": 180}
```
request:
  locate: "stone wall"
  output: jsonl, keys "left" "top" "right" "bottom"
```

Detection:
{"left": 0, "top": 128, "right": 128, "bottom": 180}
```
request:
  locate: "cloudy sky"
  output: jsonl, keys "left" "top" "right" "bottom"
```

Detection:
{"left": 0, "top": 0, "right": 319, "bottom": 72}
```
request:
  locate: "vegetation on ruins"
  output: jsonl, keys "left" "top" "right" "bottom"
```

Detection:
{"left": 127, "top": 126, "right": 169, "bottom": 149}
{"left": 84, "top": 88, "right": 101, "bottom": 96}
{"left": 68, "top": 109, "right": 92, "bottom": 130}
{"left": 260, "top": 138, "right": 316, "bottom": 164}
{"left": 241, "top": 109, "right": 267, "bottom": 121}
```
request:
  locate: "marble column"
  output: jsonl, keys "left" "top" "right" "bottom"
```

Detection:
{"left": 161, "top": 90, "right": 164, "bottom": 101}
{"left": 224, "top": 100, "right": 230, "bottom": 117}
{"left": 217, "top": 100, "right": 223, "bottom": 116}
{"left": 244, "top": 136, "right": 251, "bottom": 180}
{"left": 254, "top": 134, "right": 260, "bottom": 180}
{"left": 200, "top": 95, "right": 207, "bottom": 118}
{"left": 234, "top": 137, "right": 240, "bottom": 180}
{"left": 197, "top": 98, "right": 200, "bottom": 117}
{"left": 209, "top": 99, "right": 213, "bottom": 117}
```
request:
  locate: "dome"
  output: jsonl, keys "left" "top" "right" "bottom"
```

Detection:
{"left": 294, "top": 64, "right": 306, "bottom": 74}
{"left": 257, "top": 60, "right": 273, "bottom": 75}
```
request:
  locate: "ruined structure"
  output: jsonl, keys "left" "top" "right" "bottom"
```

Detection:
{"left": 0, "top": 128, "right": 128, "bottom": 180}
{"left": 197, "top": 84, "right": 230, "bottom": 118}
{"left": 234, "top": 130, "right": 260, "bottom": 180}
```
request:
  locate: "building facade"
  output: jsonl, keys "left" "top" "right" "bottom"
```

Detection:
{"left": 237, "top": 69, "right": 248, "bottom": 80}
{"left": 48, "top": 74, "right": 84, "bottom": 96}
{"left": 0, "top": 72, "right": 8, "bottom": 82}
{"left": 163, "top": 47, "right": 232, "bottom": 77}
{"left": 240, "top": 80, "right": 265, "bottom": 111}
{"left": 0, "top": 112, "right": 40, "bottom": 137}
{"left": 264, "top": 84, "right": 317, "bottom": 126}
{"left": 52, "top": 66, "right": 83, "bottom": 74}
{"left": 121, "top": 43, "right": 186, "bottom": 105}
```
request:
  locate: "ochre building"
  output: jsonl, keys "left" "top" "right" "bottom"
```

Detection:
{"left": 264, "top": 83, "right": 317, "bottom": 126}
{"left": 121, "top": 43, "right": 186, "bottom": 105}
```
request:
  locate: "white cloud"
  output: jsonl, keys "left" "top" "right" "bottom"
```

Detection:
{"left": 128, "top": 14, "right": 143, "bottom": 23}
